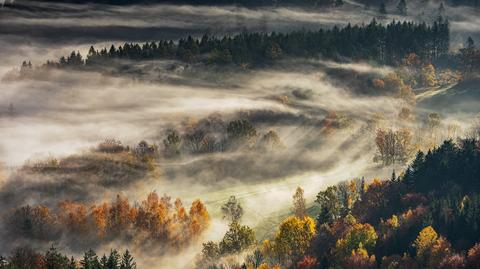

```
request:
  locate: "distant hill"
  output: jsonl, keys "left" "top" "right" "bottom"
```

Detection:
{"left": 418, "top": 78, "right": 480, "bottom": 114}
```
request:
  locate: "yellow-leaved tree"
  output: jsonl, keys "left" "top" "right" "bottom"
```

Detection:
{"left": 413, "top": 226, "right": 452, "bottom": 269}
{"left": 265, "top": 216, "right": 316, "bottom": 264}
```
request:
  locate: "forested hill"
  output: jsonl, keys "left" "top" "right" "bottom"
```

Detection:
{"left": 40, "top": 19, "right": 449, "bottom": 69}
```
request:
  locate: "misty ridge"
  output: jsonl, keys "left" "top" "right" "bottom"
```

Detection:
{"left": 1, "top": 0, "right": 480, "bottom": 269}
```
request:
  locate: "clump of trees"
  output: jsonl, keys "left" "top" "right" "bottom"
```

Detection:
{"left": 0, "top": 246, "right": 136, "bottom": 269}
{"left": 197, "top": 196, "right": 256, "bottom": 269}
{"left": 5, "top": 192, "right": 209, "bottom": 251}
{"left": 161, "top": 115, "right": 284, "bottom": 157}
{"left": 374, "top": 128, "right": 413, "bottom": 165}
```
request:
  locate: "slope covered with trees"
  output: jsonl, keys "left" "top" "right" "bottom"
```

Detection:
{"left": 195, "top": 138, "right": 480, "bottom": 269}
{"left": 39, "top": 19, "right": 449, "bottom": 69}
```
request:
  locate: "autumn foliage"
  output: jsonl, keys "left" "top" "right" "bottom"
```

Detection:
{"left": 6, "top": 192, "right": 209, "bottom": 250}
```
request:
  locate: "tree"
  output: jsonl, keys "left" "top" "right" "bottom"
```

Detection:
{"left": 439, "top": 254, "right": 466, "bottom": 269}
{"left": 379, "top": 2, "right": 387, "bottom": 14}
{"left": 271, "top": 216, "right": 316, "bottom": 263}
{"left": 397, "top": 0, "right": 407, "bottom": 15}
{"left": 467, "top": 243, "right": 480, "bottom": 269}
{"left": 293, "top": 187, "right": 307, "bottom": 218}
{"left": 227, "top": 119, "right": 257, "bottom": 141}
{"left": 119, "top": 250, "right": 136, "bottom": 269}
{"left": 316, "top": 186, "right": 341, "bottom": 224}
{"left": 106, "top": 250, "right": 120, "bottom": 269}
{"left": 189, "top": 199, "right": 210, "bottom": 237}
{"left": 163, "top": 129, "right": 181, "bottom": 156}
{"left": 8, "top": 247, "right": 45, "bottom": 269}
{"left": 221, "top": 196, "right": 244, "bottom": 224}
{"left": 45, "top": 245, "right": 69, "bottom": 269}
{"left": 68, "top": 257, "right": 77, "bottom": 269}
{"left": 201, "top": 241, "right": 220, "bottom": 262}
{"left": 426, "top": 113, "right": 442, "bottom": 130}
{"left": 296, "top": 256, "right": 319, "bottom": 269}
{"left": 335, "top": 223, "right": 378, "bottom": 258}
{"left": 375, "top": 128, "right": 413, "bottom": 165}
{"left": 219, "top": 221, "right": 256, "bottom": 254}
{"left": 413, "top": 226, "right": 452, "bottom": 269}
{"left": 421, "top": 64, "right": 437, "bottom": 87}
{"left": 438, "top": 2, "right": 446, "bottom": 17}
{"left": 460, "top": 37, "right": 476, "bottom": 75}
{"left": 80, "top": 249, "right": 100, "bottom": 269}
{"left": 265, "top": 42, "right": 282, "bottom": 61}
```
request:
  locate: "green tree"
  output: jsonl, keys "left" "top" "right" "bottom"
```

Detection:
{"left": 163, "top": 129, "right": 181, "bottom": 156}
{"left": 335, "top": 222, "right": 378, "bottom": 258}
{"left": 99, "top": 255, "right": 107, "bottom": 269}
{"left": 45, "top": 245, "right": 69, "bottom": 269}
{"left": 119, "top": 250, "right": 136, "bottom": 269}
{"left": 379, "top": 2, "right": 387, "bottom": 14}
{"left": 201, "top": 241, "right": 220, "bottom": 262}
{"left": 219, "top": 221, "right": 256, "bottom": 254}
{"left": 397, "top": 0, "right": 407, "bottom": 15}
{"left": 106, "top": 250, "right": 120, "bottom": 269}
{"left": 68, "top": 257, "right": 77, "bottom": 269}
{"left": 227, "top": 119, "right": 257, "bottom": 140}
{"left": 80, "top": 249, "right": 100, "bottom": 269}
{"left": 221, "top": 196, "right": 244, "bottom": 223}
{"left": 316, "top": 186, "right": 341, "bottom": 224}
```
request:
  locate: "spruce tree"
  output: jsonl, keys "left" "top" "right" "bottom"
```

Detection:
{"left": 106, "top": 250, "right": 120, "bottom": 269}
{"left": 80, "top": 249, "right": 100, "bottom": 269}
{"left": 100, "top": 255, "right": 108, "bottom": 269}
{"left": 397, "top": 0, "right": 407, "bottom": 15}
{"left": 68, "top": 257, "right": 78, "bottom": 269}
{"left": 120, "top": 250, "right": 136, "bottom": 269}
{"left": 379, "top": 2, "right": 387, "bottom": 14}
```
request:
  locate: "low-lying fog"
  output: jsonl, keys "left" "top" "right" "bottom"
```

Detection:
{"left": 1, "top": 0, "right": 480, "bottom": 268}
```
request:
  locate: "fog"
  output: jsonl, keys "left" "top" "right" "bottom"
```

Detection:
{"left": 1, "top": 0, "right": 480, "bottom": 268}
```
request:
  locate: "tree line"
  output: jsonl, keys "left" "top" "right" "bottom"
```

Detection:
{"left": 4, "top": 192, "right": 209, "bottom": 251}
{"left": 40, "top": 19, "right": 449, "bottom": 69}
{"left": 0, "top": 246, "right": 136, "bottom": 269}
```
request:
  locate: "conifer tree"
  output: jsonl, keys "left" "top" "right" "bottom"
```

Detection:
{"left": 397, "top": 0, "right": 407, "bottom": 15}
{"left": 379, "top": 2, "right": 387, "bottom": 14}
{"left": 120, "top": 250, "right": 136, "bottom": 269}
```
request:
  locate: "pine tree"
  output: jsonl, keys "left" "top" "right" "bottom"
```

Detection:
{"left": 397, "top": 0, "right": 407, "bottom": 15}
{"left": 100, "top": 255, "right": 108, "bottom": 269}
{"left": 438, "top": 2, "right": 445, "bottom": 17}
{"left": 68, "top": 257, "right": 78, "bottom": 269}
{"left": 391, "top": 170, "right": 397, "bottom": 182}
{"left": 379, "top": 2, "right": 387, "bottom": 14}
{"left": 359, "top": 177, "right": 366, "bottom": 200}
{"left": 80, "top": 249, "right": 100, "bottom": 269}
{"left": 45, "top": 245, "right": 70, "bottom": 269}
{"left": 403, "top": 167, "right": 414, "bottom": 191}
{"left": 119, "top": 250, "right": 136, "bottom": 269}
{"left": 106, "top": 250, "right": 120, "bottom": 269}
